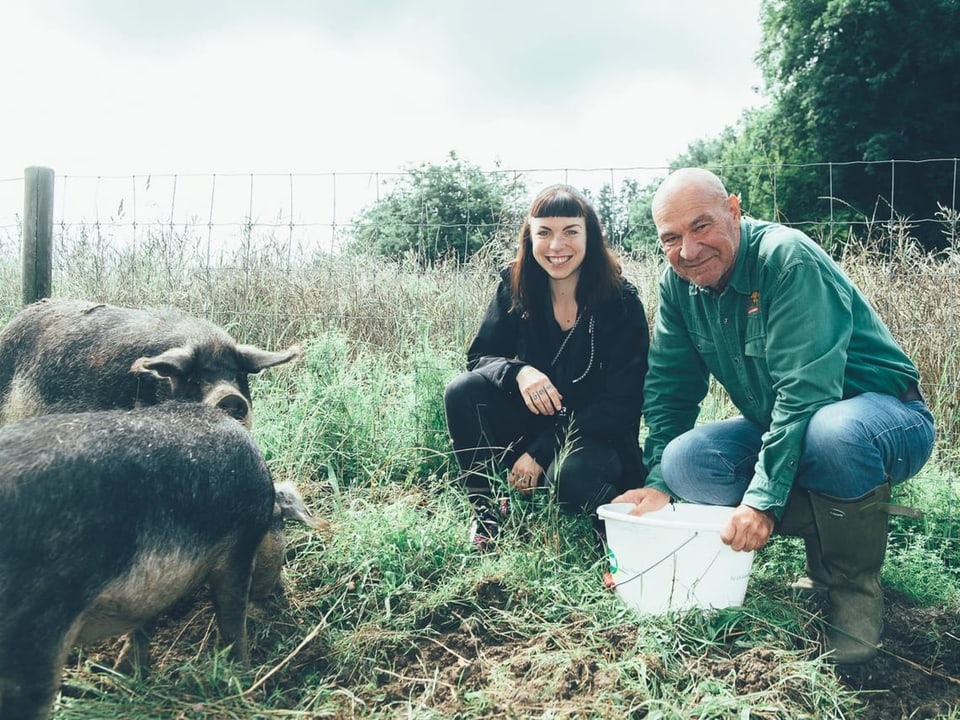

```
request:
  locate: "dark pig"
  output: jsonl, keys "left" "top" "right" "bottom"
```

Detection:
{"left": 0, "top": 403, "right": 291, "bottom": 720}
{"left": 112, "top": 477, "right": 323, "bottom": 676}
{"left": 0, "top": 298, "right": 300, "bottom": 428}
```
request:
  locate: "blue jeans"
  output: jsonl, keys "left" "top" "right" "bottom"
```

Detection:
{"left": 661, "top": 393, "right": 936, "bottom": 504}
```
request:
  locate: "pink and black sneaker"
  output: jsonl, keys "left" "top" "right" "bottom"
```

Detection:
{"left": 468, "top": 497, "right": 509, "bottom": 550}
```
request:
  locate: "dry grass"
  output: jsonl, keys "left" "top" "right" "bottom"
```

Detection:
{"left": 2, "top": 217, "right": 959, "bottom": 451}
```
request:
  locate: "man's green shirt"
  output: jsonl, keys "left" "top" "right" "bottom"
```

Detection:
{"left": 642, "top": 217, "right": 920, "bottom": 517}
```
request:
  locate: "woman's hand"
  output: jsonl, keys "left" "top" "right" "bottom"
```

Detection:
{"left": 516, "top": 366, "right": 562, "bottom": 415}
{"left": 508, "top": 453, "right": 543, "bottom": 493}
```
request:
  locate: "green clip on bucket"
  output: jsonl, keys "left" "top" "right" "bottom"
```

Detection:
{"left": 597, "top": 502, "right": 755, "bottom": 615}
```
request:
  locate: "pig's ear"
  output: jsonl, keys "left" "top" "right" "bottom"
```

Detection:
{"left": 130, "top": 346, "right": 195, "bottom": 379}
{"left": 236, "top": 344, "right": 301, "bottom": 374}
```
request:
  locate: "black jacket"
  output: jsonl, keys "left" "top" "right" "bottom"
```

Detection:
{"left": 466, "top": 269, "right": 649, "bottom": 483}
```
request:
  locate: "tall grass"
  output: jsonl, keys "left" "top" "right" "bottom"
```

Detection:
{"left": 2, "top": 221, "right": 959, "bottom": 718}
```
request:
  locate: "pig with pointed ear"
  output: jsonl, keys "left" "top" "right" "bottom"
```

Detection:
{"left": 0, "top": 298, "right": 300, "bottom": 428}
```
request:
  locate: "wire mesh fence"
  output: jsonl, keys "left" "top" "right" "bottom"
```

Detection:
{"left": 1, "top": 161, "right": 959, "bottom": 493}
{"left": 3, "top": 159, "right": 959, "bottom": 272}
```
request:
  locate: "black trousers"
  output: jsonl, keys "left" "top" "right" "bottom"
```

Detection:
{"left": 443, "top": 371, "right": 628, "bottom": 515}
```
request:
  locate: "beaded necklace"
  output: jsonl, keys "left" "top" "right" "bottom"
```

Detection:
{"left": 550, "top": 310, "right": 595, "bottom": 383}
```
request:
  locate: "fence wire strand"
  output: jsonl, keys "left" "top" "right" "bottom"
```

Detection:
{"left": 2, "top": 162, "right": 959, "bottom": 506}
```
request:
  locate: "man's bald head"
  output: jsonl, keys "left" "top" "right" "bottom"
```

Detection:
{"left": 652, "top": 168, "right": 730, "bottom": 218}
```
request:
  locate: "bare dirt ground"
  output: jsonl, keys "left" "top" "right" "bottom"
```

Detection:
{"left": 704, "top": 592, "right": 960, "bottom": 720}
{"left": 360, "top": 588, "right": 960, "bottom": 719}
{"left": 74, "top": 585, "right": 960, "bottom": 718}
{"left": 834, "top": 593, "right": 960, "bottom": 720}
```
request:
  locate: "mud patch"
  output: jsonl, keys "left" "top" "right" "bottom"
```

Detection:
{"left": 837, "top": 593, "right": 960, "bottom": 720}
{"left": 66, "top": 586, "right": 960, "bottom": 718}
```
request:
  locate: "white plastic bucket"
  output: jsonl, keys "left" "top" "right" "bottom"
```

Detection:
{"left": 597, "top": 502, "right": 755, "bottom": 615}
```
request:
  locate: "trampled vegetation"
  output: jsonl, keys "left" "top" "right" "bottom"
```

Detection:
{"left": 1, "top": 222, "right": 958, "bottom": 719}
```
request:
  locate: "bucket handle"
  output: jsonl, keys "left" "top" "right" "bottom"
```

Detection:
{"left": 608, "top": 532, "right": 700, "bottom": 589}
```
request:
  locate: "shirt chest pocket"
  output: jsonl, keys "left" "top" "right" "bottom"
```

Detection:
{"left": 744, "top": 328, "right": 772, "bottom": 383}
{"left": 744, "top": 309, "right": 767, "bottom": 359}
{"left": 744, "top": 331, "right": 766, "bottom": 359}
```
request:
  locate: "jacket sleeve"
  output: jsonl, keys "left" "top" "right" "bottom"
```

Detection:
{"left": 740, "top": 251, "right": 853, "bottom": 518}
{"left": 466, "top": 278, "right": 526, "bottom": 393}
{"left": 642, "top": 275, "right": 711, "bottom": 495}
{"left": 466, "top": 279, "right": 559, "bottom": 470}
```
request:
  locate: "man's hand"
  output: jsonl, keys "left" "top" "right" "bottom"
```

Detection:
{"left": 719, "top": 504, "right": 774, "bottom": 552}
{"left": 610, "top": 487, "right": 672, "bottom": 516}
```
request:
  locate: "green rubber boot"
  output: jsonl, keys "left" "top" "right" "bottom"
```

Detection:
{"left": 776, "top": 488, "right": 831, "bottom": 594}
{"left": 809, "top": 484, "right": 892, "bottom": 665}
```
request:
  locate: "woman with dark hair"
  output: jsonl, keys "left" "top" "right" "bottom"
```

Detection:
{"left": 444, "top": 184, "right": 650, "bottom": 548}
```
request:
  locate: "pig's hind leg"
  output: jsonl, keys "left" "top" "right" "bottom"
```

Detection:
{"left": 206, "top": 538, "right": 260, "bottom": 667}
{"left": 113, "top": 625, "right": 154, "bottom": 677}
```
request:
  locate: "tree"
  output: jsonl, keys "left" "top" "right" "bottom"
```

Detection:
{"left": 658, "top": 1, "right": 959, "bottom": 250}
{"left": 586, "top": 178, "right": 661, "bottom": 255}
{"left": 755, "top": 0, "right": 960, "bottom": 246}
{"left": 349, "top": 152, "right": 526, "bottom": 264}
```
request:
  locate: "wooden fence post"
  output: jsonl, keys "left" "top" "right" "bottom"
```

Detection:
{"left": 22, "top": 166, "right": 55, "bottom": 305}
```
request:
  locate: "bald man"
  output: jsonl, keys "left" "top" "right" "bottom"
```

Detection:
{"left": 614, "top": 168, "right": 935, "bottom": 665}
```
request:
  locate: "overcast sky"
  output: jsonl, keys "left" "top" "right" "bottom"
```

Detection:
{"left": 2, "top": 0, "right": 765, "bottom": 178}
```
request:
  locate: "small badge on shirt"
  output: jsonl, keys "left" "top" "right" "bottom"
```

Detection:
{"left": 747, "top": 291, "right": 760, "bottom": 315}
